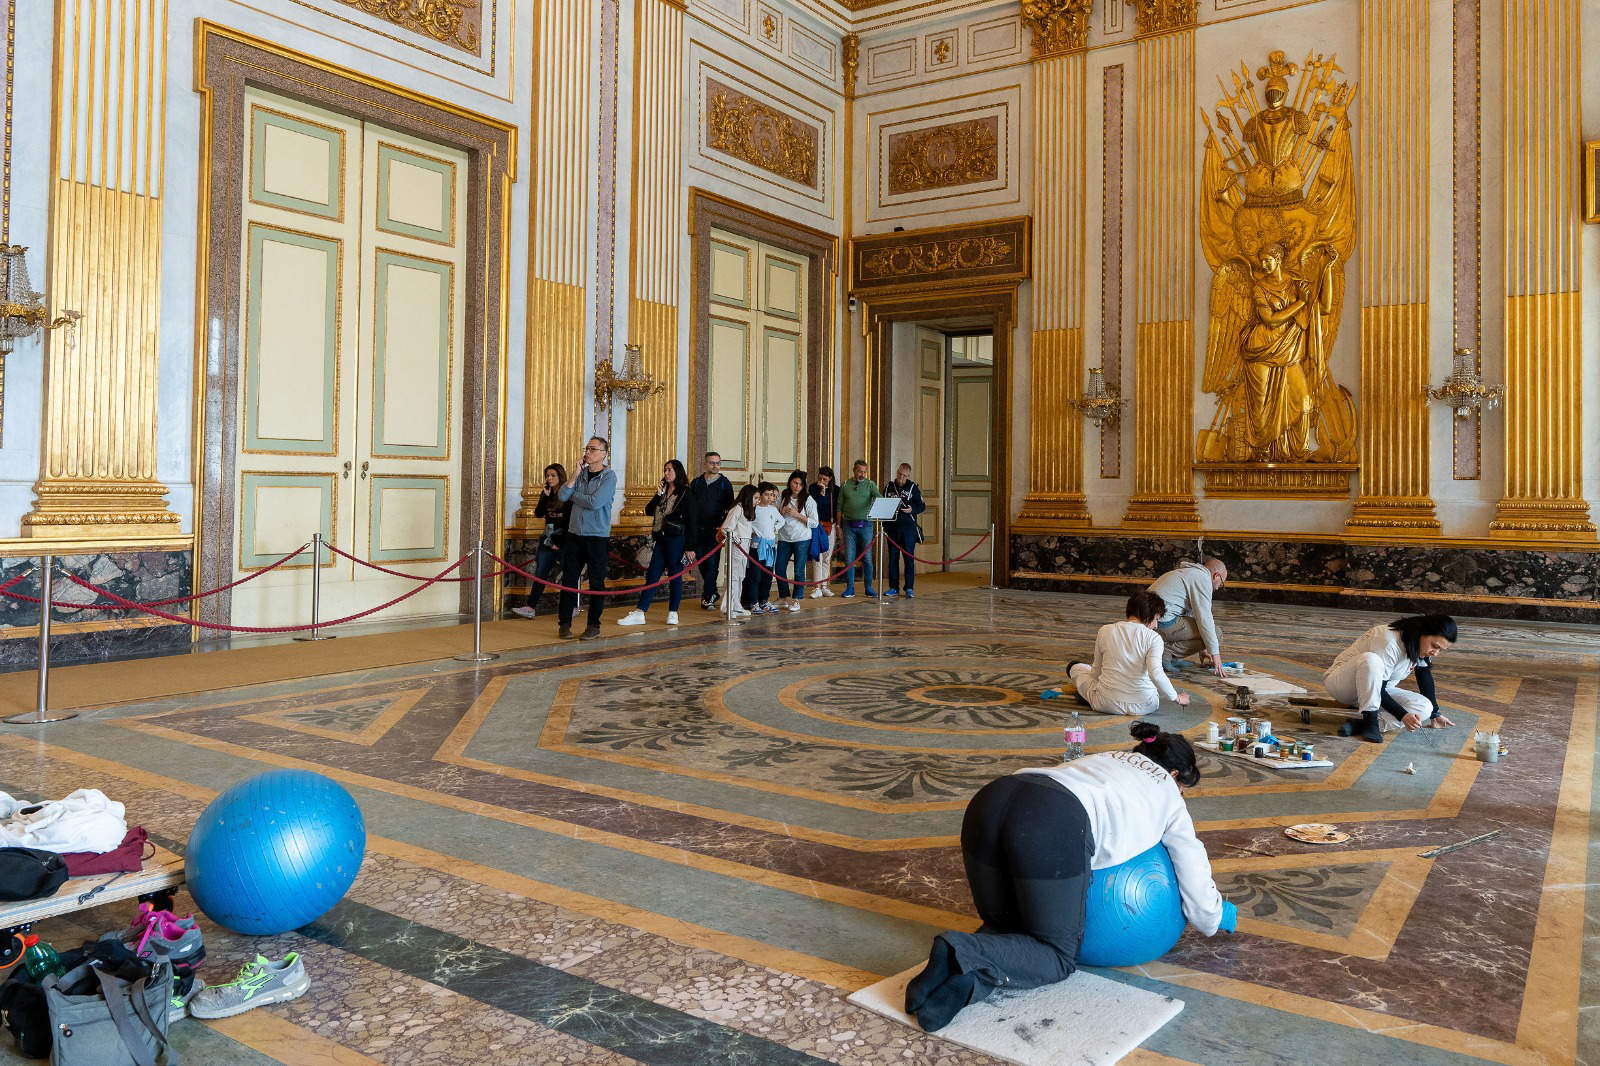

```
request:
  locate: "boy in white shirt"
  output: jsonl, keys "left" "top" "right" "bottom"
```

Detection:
{"left": 748, "top": 483, "right": 782, "bottom": 613}
{"left": 1067, "top": 592, "right": 1191, "bottom": 716}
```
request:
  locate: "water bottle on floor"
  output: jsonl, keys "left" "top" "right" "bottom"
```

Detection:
{"left": 1063, "top": 711, "right": 1086, "bottom": 762}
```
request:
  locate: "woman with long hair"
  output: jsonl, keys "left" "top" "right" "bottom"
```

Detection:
{"left": 774, "top": 469, "right": 819, "bottom": 611}
{"left": 617, "top": 459, "right": 694, "bottom": 627}
{"left": 904, "top": 722, "right": 1233, "bottom": 1032}
{"left": 1324, "top": 614, "right": 1458, "bottom": 742}
{"left": 510, "top": 463, "right": 568, "bottom": 619}
{"left": 807, "top": 466, "right": 839, "bottom": 597}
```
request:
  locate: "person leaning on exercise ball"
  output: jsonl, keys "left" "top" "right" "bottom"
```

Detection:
{"left": 904, "top": 723, "right": 1235, "bottom": 1033}
{"left": 1324, "top": 614, "right": 1458, "bottom": 743}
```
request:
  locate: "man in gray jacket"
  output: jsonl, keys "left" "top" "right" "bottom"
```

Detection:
{"left": 1147, "top": 558, "right": 1228, "bottom": 677}
{"left": 557, "top": 437, "right": 619, "bottom": 641}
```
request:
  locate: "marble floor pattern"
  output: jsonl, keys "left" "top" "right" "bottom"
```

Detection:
{"left": 0, "top": 587, "right": 1595, "bottom": 1065}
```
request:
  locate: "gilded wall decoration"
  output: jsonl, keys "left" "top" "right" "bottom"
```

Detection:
{"left": 1198, "top": 50, "right": 1357, "bottom": 480}
{"left": 886, "top": 117, "right": 999, "bottom": 195}
{"left": 851, "top": 217, "right": 1030, "bottom": 294}
{"left": 338, "top": 0, "right": 482, "bottom": 55}
{"left": 1021, "top": 0, "right": 1093, "bottom": 57}
{"left": 842, "top": 33, "right": 860, "bottom": 96}
{"left": 704, "top": 78, "right": 819, "bottom": 188}
{"left": 1126, "top": 0, "right": 1198, "bottom": 35}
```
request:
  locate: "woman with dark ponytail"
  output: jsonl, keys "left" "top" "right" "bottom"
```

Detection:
{"left": 1323, "top": 614, "right": 1457, "bottom": 744}
{"left": 904, "top": 722, "right": 1233, "bottom": 1033}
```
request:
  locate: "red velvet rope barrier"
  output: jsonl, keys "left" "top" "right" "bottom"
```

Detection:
{"left": 883, "top": 529, "right": 994, "bottom": 567}
{"left": 0, "top": 542, "right": 311, "bottom": 610}
{"left": 59, "top": 555, "right": 470, "bottom": 634}
{"left": 325, "top": 541, "right": 508, "bottom": 583}
{"left": 731, "top": 539, "right": 872, "bottom": 587}
{"left": 488, "top": 541, "right": 721, "bottom": 597}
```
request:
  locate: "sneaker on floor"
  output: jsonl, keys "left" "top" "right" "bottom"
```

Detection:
{"left": 578, "top": 625, "right": 602, "bottom": 641}
{"left": 510, "top": 605, "right": 537, "bottom": 619}
{"left": 904, "top": 589, "right": 915, "bottom": 599}
{"left": 809, "top": 587, "right": 823, "bottom": 599}
{"left": 558, "top": 625, "right": 575, "bottom": 639}
{"left": 188, "top": 954, "right": 310, "bottom": 1020}
{"left": 730, "top": 607, "right": 752, "bottom": 619}
{"left": 169, "top": 975, "right": 204, "bottom": 1024}
{"left": 821, "top": 587, "right": 835, "bottom": 597}
{"left": 123, "top": 905, "right": 204, "bottom": 970}
{"left": 884, "top": 588, "right": 899, "bottom": 598}
{"left": 700, "top": 598, "right": 714, "bottom": 610}
{"left": 842, "top": 590, "right": 856, "bottom": 599}
{"left": 666, "top": 611, "right": 679, "bottom": 625}
{"left": 617, "top": 609, "right": 646, "bottom": 626}
{"left": 786, "top": 601, "right": 801, "bottom": 612}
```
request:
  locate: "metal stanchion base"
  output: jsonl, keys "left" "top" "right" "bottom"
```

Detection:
{"left": 4, "top": 711, "right": 78, "bottom": 725}
{"left": 453, "top": 651, "right": 500, "bottom": 662}
{"left": 293, "top": 633, "right": 336, "bottom": 642}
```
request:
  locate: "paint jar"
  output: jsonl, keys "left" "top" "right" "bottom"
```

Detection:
{"left": 1250, "top": 717, "right": 1272, "bottom": 737}
{"left": 1301, "top": 743, "right": 1315, "bottom": 761}
{"left": 1206, "top": 721, "right": 1221, "bottom": 745}
{"left": 1220, "top": 738, "right": 1234, "bottom": 752}
{"left": 1226, "top": 716, "right": 1248, "bottom": 738}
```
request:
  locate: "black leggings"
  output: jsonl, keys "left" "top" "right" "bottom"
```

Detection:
{"left": 906, "top": 774, "right": 1094, "bottom": 1029}
{"left": 1378, "top": 660, "right": 1441, "bottom": 722}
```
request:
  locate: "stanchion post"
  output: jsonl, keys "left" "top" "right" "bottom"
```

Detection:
{"left": 874, "top": 520, "right": 885, "bottom": 610}
{"left": 723, "top": 540, "right": 737, "bottom": 629}
{"left": 455, "top": 543, "right": 500, "bottom": 662}
{"left": 294, "top": 532, "right": 335, "bottom": 642}
{"left": 6, "top": 554, "right": 78, "bottom": 725}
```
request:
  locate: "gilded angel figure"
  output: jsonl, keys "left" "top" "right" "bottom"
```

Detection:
{"left": 1198, "top": 50, "right": 1358, "bottom": 465}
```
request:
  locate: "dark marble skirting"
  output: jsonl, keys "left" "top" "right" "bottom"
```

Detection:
{"left": 1010, "top": 533, "right": 1600, "bottom": 623}
{"left": 0, "top": 550, "right": 194, "bottom": 671}
{"left": 499, "top": 533, "right": 709, "bottom": 616}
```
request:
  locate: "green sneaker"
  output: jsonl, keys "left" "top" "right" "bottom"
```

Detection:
{"left": 168, "top": 976, "right": 204, "bottom": 1024}
{"left": 187, "top": 953, "right": 310, "bottom": 1019}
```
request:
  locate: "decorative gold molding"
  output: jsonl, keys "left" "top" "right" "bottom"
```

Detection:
{"left": 1196, "top": 462, "right": 1355, "bottom": 499}
{"left": 336, "top": 0, "right": 482, "bottom": 55}
{"left": 705, "top": 78, "right": 818, "bottom": 188}
{"left": 842, "top": 33, "right": 859, "bottom": 98}
{"left": 885, "top": 117, "right": 998, "bottom": 195}
{"left": 1021, "top": 0, "right": 1092, "bottom": 58}
{"left": 850, "top": 217, "right": 1030, "bottom": 295}
{"left": 1125, "top": 0, "right": 1198, "bottom": 36}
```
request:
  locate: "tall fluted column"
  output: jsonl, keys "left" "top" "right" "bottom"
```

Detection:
{"left": 621, "top": 0, "right": 685, "bottom": 523}
{"left": 514, "top": 0, "right": 596, "bottom": 529}
{"left": 22, "top": 0, "right": 178, "bottom": 537}
{"left": 1121, "top": 0, "right": 1200, "bottom": 529}
{"left": 1490, "top": 0, "right": 1594, "bottom": 539}
{"left": 1346, "top": 0, "right": 1439, "bottom": 532}
{"left": 1018, "top": 1, "right": 1093, "bottom": 528}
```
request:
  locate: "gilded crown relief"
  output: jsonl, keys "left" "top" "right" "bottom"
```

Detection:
{"left": 1197, "top": 50, "right": 1358, "bottom": 494}
{"left": 338, "top": 0, "right": 482, "bottom": 54}
{"left": 886, "top": 117, "right": 999, "bottom": 196}
{"left": 704, "top": 79, "right": 819, "bottom": 188}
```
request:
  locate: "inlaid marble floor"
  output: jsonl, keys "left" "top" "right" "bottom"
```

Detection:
{"left": 1, "top": 587, "right": 1595, "bottom": 1066}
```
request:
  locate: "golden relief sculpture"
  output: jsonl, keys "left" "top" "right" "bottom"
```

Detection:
{"left": 842, "top": 34, "right": 860, "bottom": 97}
{"left": 341, "top": 0, "right": 482, "bottom": 55}
{"left": 705, "top": 79, "right": 819, "bottom": 188}
{"left": 886, "top": 117, "right": 999, "bottom": 195}
{"left": 1198, "top": 50, "right": 1358, "bottom": 473}
{"left": 860, "top": 235, "right": 1013, "bottom": 280}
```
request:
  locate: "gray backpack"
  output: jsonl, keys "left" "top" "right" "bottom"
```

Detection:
{"left": 42, "top": 959, "right": 177, "bottom": 1066}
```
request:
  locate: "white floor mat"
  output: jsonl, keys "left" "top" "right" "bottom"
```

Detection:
{"left": 847, "top": 965, "right": 1184, "bottom": 1066}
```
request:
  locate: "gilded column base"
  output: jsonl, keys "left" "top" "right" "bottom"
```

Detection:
{"left": 614, "top": 487, "right": 656, "bottom": 535}
{"left": 1345, "top": 496, "right": 1441, "bottom": 533}
{"left": 1121, "top": 494, "right": 1201, "bottom": 529}
{"left": 1488, "top": 499, "right": 1597, "bottom": 541}
{"left": 21, "top": 480, "right": 181, "bottom": 539}
{"left": 1016, "top": 492, "right": 1092, "bottom": 528}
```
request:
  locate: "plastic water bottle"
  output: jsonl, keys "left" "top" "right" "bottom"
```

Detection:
{"left": 20, "top": 936, "right": 64, "bottom": 980}
{"left": 1063, "top": 711, "right": 1086, "bottom": 762}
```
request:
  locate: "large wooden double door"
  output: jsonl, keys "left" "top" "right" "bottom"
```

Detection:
{"left": 231, "top": 90, "right": 468, "bottom": 627}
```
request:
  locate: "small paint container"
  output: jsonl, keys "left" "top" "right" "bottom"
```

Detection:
{"left": 1226, "top": 716, "right": 1247, "bottom": 737}
{"left": 1250, "top": 717, "right": 1272, "bottom": 736}
{"left": 1220, "top": 738, "right": 1234, "bottom": 752}
{"left": 1301, "top": 744, "right": 1315, "bottom": 760}
{"left": 1206, "top": 721, "right": 1221, "bottom": 745}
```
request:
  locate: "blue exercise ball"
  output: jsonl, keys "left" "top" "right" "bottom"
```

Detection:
{"left": 1077, "top": 843, "right": 1186, "bottom": 967}
{"left": 186, "top": 770, "right": 366, "bottom": 935}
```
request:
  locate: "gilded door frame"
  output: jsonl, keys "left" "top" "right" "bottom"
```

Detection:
{"left": 859, "top": 286, "right": 1018, "bottom": 585}
{"left": 191, "top": 23, "right": 516, "bottom": 628}
{"left": 687, "top": 189, "right": 838, "bottom": 474}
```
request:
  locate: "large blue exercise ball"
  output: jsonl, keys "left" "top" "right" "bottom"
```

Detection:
{"left": 1077, "top": 843, "right": 1187, "bottom": 967}
{"left": 186, "top": 770, "right": 366, "bottom": 935}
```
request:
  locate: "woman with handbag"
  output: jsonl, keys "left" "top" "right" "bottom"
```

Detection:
{"left": 807, "top": 466, "right": 838, "bottom": 598}
{"left": 883, "top": 462, "right": 927, "bottom": 599}
{"left": 511, "top": 464, "right": 569, "bottom": 618}
{"left": 774, "top": 470, "right": 819, "bottom": 612}
{"left": 618, "top": 459, "right": 694, "bottom": 627}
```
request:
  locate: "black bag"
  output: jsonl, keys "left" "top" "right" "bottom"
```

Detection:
{"left": 0, "top": 847, "right": 68, "bottom": 902}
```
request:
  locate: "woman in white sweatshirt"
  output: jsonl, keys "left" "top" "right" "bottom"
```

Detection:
{"left": 1068, "top": 591, "right": 1191, "bottom": 716}
{"left": 905, "top": 722, "right": 1235, "bottom": 1033}
{"left": 716, "top": 484, "right": 758, "bottom": 620}
{"left": 1324, "top": 614, "right": 1457, "bottom": 743}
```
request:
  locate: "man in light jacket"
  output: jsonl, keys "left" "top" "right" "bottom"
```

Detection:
{"left": 557, "top": 437, "right": 618, "bottom": 641}
{"left": 1147, "top": 557, "right": 1227, "bottom": 676}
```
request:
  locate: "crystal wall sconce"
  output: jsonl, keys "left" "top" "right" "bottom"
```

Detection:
{"left": 594, "top": 342, "right": 665, "bottom": 412}
{"left": 1427, "top": 347, "right": 1504, "bottom": 419}
{"left": 1074, "top": 366, "right": 1125, "bottom": 426}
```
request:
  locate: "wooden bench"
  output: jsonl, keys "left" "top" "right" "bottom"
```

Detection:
{"left": 0, "top": 845, "right": 184, "bottom": 942}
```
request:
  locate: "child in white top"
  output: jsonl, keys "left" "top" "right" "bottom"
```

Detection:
{"left": 717, "top": 485, "right": 758, "bottom": 619}
{"left": 1068, "top": 591, "right": 1189, "bottom": 716}
{"left": 748, "top": 484, "right": 782, "bottom": 612}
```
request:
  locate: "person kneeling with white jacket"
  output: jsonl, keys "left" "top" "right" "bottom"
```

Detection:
{"left": 1067, "top": 591, "right": 1191, "bottom": 716}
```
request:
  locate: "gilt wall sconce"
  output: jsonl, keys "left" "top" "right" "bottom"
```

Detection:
{"left": 1427, "top": 347, "right": 1504, "bottom": 420}
{"left": 1074, "top": 366, "right": 1125, "bottom": 427}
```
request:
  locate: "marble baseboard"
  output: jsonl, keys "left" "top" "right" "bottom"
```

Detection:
{"left": 0, "top": 550, "right": 194, "bottom": 672}
{"left": 499, "top": 534, "right": 709, "bottom": 615}
{"left": 1010, "top": 534, "right": 1600, "bottom": 624}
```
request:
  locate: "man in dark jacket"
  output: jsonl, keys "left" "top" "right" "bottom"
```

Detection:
{"left": 684, "top": 451, "right": 735, "bottom": 608}
{"left": 883, "top": 462, "right": 927, "bottom": 598}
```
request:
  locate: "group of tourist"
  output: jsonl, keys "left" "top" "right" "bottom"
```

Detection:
{"left": 510, "top": 438, "right": 930, "bottom": 640}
